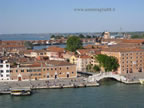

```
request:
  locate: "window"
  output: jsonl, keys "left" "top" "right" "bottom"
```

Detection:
{"left": 72, "top": 72, "right": 74, "bottom": 74}
{"left": 47, "top": 68, "right": 49, "bottom": 71}
{"left": 139, "top": 68, "right": 142, "bottom": 72}
{"left": 55, "top": 68, "right": 57, "bottom": 70}
{"left": 67, "top": 67, "right": 69, "bottom": 70}
{"left": 21, "top": 70, "right": 24, "bottom": 72}
{"left": 127, "top": 69, "right": 128, "bottom": 73}
{"left": 130, "top": 69, "right": 133, "bottom": 73}
{"left": 6, "top": 70, "right": 9, "bottom": 73}
{"left": 16, "top": 70, "right": 18, "bottom": 72}
{"left": 1, "top": 75, "right": 3, "bottom": 77}
{"left": 43, "top": 69, "right": 45, "bottom": 71}
{"left": 0, "top": 70, "right": 3, "bottom": 73}
{"left": 0, "top": 65, "right": 3, "bottom": 68}
{"left": 6, "top": 65, "right": 9, "bottom": 68}
{"left": 51, "top": 68, "right": 53, "bottom": 70}
{"left": 6, "top": 75, "right": 9, "bottom": 77}
{"left": 60, "top": 67, "right": 61, "bottom": 70}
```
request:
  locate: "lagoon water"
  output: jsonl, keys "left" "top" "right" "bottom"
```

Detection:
{"left": 0, "top": 34, "right": 51, "bottom": 40}
{"left": 0, "top": 81, "right": 144, "bottom": 108}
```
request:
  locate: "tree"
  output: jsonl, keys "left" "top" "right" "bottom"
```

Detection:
{"left": 131, "top": 34, "right": 144, "bottom": 39}
{"left": 66, "top": 36, "right": 83, "bottom": 52}
{"left": 86, "top": 64, "right": 92, "bottom": 72}
{"left": 95, "top": 54, "right": 119, "bottom": 72}
{"left": 93, "top": 65, "right": 100, "bottom": 72}
{"left": 24, "top": 41, "right": 33, "bottom": 49}
{"left": 79, "top": 34, "right": 85, "bottom": 38}
{"left": 86, "top": 35, "right": 91, "bottom": 38}
{"left": 50, "top": 35, "right": 56, "bottom": 39}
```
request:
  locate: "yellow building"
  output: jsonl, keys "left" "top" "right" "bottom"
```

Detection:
{"left": 70, "top": 55, "right": 77, "bottom": 64}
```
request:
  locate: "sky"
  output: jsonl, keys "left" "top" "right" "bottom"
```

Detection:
{"left": 0, "top": 0, "right": 144, "bottom": 34}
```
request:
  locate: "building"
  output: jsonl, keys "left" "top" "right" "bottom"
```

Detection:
{"left": 10, "top": 61, "right": 77, "bottom": 81}
{"left": 76, "top": 55, "right": 91, "bottom": 72}
{"left": 0, "top": 60, "right": 10, "bottom": 81}
{"left": 24, "top": 50, "right": 47, "bottom": 58}
{"left": 46, "top": 46, "right": 65, "bottom": 60}
{"left": 101, "top": 48, "right": 144, "bottom": 77}
{"left": 0, "top": 40, "right": 26, "bottom": 51}
{"left": 103, "top": 32, "right": 110, "bottom": 39}
{"left": 70, "top": 55, "right": 77, "bottom": 64}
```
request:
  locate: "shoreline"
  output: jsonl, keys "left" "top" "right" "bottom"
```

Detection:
{"left": 0, "top": 77, "right": 141, "bottom": 95}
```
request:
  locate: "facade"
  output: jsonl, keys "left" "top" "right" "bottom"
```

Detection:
{"left": 76, "top": 55, "right": 91, "bottom": 72}
{"left": 46, "top": 46, "right": 65, "bottom": 60}
{"left": 24, "top": 50, "right": 47, "bottom": 58}
{"left": 70, "top": 55, "right": 77, "bottom": 64}
{"left": 101, "top": 48, "right": 144, "bottom": 76}
{"left": 10, "top": 61, "right": 77, "bottom": 81}
{"left": 0, "top": 41, "right": 26, "bottom": 51}
{"left": 0, "top": 60, "right": 10, "bottom": 81}
{"left": 103, "top": 32, "right": 110, "bottom": 39}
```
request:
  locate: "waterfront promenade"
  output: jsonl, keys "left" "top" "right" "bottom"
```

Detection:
{"left": 0, "top": 77, "right": 99, "bottom": 94}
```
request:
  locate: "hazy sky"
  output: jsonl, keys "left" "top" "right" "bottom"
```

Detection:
{"left": 0, "top": 0, "right": 144, "bottom": 34}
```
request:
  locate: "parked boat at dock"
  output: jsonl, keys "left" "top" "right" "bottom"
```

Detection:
{"left": 11, "top": 88, "right": 31, "bottom": 96}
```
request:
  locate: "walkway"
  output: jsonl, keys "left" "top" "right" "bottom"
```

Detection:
{"left": 88, "top": 72, "right": 127, "bottom": 83}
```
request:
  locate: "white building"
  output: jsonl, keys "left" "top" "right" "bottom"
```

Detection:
{"left": 76, "top": 55, "right": 91, "bottom": 72}
{"left": 0, "top": 60, "right": 10, "bottom": 81}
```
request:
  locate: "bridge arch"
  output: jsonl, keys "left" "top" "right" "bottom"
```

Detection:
{"left": 96, "top": 76, "right": 121, "bottom": 82}
{"left": 88, "top": 72, "right": 127, "bottom": 83}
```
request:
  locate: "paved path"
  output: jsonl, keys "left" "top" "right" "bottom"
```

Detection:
{"left": 0, "top": 77, "right": 94, "bottom": 91}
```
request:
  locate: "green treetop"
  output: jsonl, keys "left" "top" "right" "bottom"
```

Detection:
{"left": 66, "top": 36, "right": 83, "bottom": 52}
{"left": 95, "top": 54, "right": 119, "bottom": 72}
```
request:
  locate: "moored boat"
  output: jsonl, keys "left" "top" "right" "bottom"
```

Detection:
{"left": 11, "top": 88, "right": 31, "bottom": 96}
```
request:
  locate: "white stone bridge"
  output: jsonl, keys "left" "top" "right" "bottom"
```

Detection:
{"left": 88, "top": 72, "right": 127, "bottom": 83}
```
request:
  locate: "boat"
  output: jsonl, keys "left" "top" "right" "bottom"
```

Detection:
{"left": 11, "top": 88, "right": 31, "bottom": 96}
{"left": 139, "top": 79, "right": 144, "bottom": 84}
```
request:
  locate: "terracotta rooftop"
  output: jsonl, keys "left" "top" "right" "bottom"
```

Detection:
{"left": 79, "top": 55, "right": 91, "bottom": 59}
{"left": 121, "top": 39, "right": 144, "bottom": 43}
{"left": 46, "top": 46, "right": 65, "bottom": 52}
{"left": 77, "top": 49, "right": 101, "bottom": 55}
{"left": 102, "top": 48, "right": 144, "bottom": 52}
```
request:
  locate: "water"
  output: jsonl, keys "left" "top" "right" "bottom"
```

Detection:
{"left": 0, "top": 34, "right": 95, "bottom": 50}
{"left": 0, "top": 81, "right": 144, "bottom": 108}
{"left": 0, "top": 34, "right": 51, "bottom": 40}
